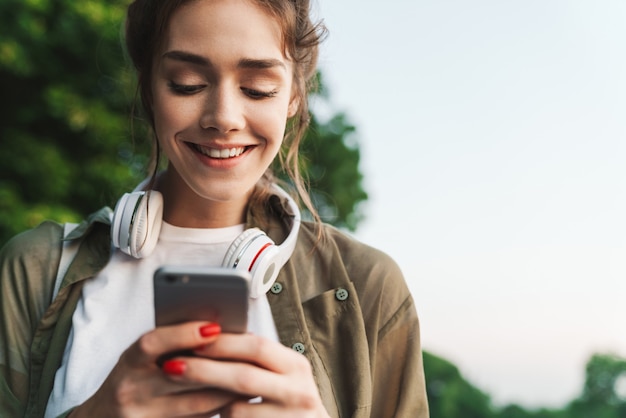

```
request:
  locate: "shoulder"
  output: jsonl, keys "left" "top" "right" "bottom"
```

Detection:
{"left": 0, "top": 205, "right": 112, "bottom": 304}
{"left": 307, "top": 222, "right": 403, "bottom": 276}
{"left": 1, "top": 220, "right": 64, "bottom": 275}
{"left": 297, "top": 221, "right": 405, "bottom": 282}
{"left": 0, "top": 221, "right": 65, "bottom": 361}
{"left": 294, "top": 221, "right": 413, "bottom": 324}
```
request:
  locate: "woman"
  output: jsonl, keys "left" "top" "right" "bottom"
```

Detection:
{"left": 0, "top": 0, "right": 429, "bottom": 416}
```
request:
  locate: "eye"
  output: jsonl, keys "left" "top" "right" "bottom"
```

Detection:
{"left": 168, "top": 81, "right": 205, "bottom": 95}
{"left": 242, "top": 87, "right": 278, "bottom": 100}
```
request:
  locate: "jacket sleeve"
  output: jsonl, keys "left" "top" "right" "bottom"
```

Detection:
{"left": 0, "top": 221, "right": 62, "bottom": 417}
{"left": 371, "top": 292, "right": 429, "bottom": 417}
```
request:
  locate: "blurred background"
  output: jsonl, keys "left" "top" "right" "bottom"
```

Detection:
{"left": 1, "top": 0, "right": 625, "bottom": 416}
{"left": 315, "top": 0, "right": 626, "bottom": 415}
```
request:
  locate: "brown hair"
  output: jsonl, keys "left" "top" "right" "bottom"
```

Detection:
{"left": 125, "top": 0, "right": 327, "bottom": 224}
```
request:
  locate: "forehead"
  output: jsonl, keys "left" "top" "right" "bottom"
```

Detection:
{"left": 162, "top": 0, "right": 287, "bottom": 62}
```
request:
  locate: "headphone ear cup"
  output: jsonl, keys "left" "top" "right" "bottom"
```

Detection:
{"left": 111, "top": 192, "right": 133, "bottom": 251}
{"left": 130, "top": 191, "right": 163, "bottom": 258}
{"left": 248, "top": 244, "right": 281, "bottom": 297}
{"left": 222, "top": 228, "right": 278, "bottom": 298}
{"left": 111, "top": 191, "right": 163, "bottom": 258}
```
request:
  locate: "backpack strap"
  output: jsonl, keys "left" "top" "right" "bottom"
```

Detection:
{"left": 52, "top": 223, "right": 80, "bottom": 301}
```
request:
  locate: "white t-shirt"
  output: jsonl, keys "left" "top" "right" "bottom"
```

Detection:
{"left": 45, "top": 222, "right": 279, "bottom": 417}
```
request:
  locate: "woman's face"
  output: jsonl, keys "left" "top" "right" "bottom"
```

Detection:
{"left": 151, "top": 0, "right": 296, "bottom": 220}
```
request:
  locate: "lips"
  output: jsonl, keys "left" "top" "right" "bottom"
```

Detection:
{"left": 188, "top": 143, "right": 247, "bottom": 159}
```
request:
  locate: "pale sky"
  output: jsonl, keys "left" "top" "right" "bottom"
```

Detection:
{"left": 316, "top": 0, "right": 626, "bottom": 408}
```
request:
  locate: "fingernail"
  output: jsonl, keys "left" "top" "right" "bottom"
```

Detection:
{"left": 162, "top": 359, "right": 186, "bottom": 375}
{"left": 199, "top": 323, "right": 221, "bottom": 338}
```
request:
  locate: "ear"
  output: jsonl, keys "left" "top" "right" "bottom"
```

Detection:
{"left": 287, "top": 95, "right": 300, "bottom": 118}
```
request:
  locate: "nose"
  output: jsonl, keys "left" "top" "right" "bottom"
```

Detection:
{"left": 199, "top": 85, "right": 245, "bottom": 133}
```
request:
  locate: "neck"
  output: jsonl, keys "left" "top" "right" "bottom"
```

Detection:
{"left": 155, "top": 169, "right": 249, "bottom": 228}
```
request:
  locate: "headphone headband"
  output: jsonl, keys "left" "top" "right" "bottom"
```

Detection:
{"left": 270, "top": 184, "right": 301, "bottom": 267}
{"left": 110, "top": 183, "right": 301, "bottom": 298}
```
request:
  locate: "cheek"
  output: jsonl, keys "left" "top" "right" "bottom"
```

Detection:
{"left": 152, "top": 92, "right": 175, "bottom": 135}
{"left": 247, "top": 101, "right": 290, "bottom": 142}
{"left": 153, "top": 96, "right": 196, "bottom": 139}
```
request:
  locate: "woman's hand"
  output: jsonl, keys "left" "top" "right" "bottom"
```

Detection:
{"left": 69, "top": 321, "right": 243, "bottom": 418}
{"left": 176, "top": 334, "right": 330, "bottom": 418}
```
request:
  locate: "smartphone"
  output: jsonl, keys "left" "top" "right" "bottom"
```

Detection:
{"left": 153, "top": 265, "right": 249, "bottom": 333}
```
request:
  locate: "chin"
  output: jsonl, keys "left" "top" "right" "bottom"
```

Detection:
{"left": 194, "top": 184, "right": 253, "bottom": 204}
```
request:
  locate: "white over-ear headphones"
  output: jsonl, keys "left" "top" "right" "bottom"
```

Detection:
{"left": 110, "top": 184, "right": 301, "bottom": 298}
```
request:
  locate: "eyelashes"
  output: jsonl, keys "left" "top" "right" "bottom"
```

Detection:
{"left": 168, "top": 81, "right": 204, "bottom": 95}
{"left": 167, "top": 81, "right": 278, "bottom": 99}
{"left": 241, "top": 87, "right": 278, "bottom": 99}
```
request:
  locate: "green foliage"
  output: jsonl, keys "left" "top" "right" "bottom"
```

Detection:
{"left": 494, "top": 405, "right": 566, "bottom": 418}
{"left": 300, "top": 111, "right": 367, "bottom": 231}
{"left": 422, "top": 351, "right": 626, "bottom": 418}
{"left": 564, "top": 353, "right": 626, "bottom": 418}
{"left": 580, "top": 353, "right": 626, "bottom": 405}
{"left": 0, "top": 0, "right": 146, "bottom": 245}
{"left": 0, "top": 0, "right": 367, "bottom": 245}
{"left": 423, "top": 351, "right": 495, "bottom": 418}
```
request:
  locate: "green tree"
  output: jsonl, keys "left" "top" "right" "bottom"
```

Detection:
{"left": 580, "top": 353, "right": 626, "bottom": 405}
{"left": 0, "top": 0, "right": 367, "bottom": 245}
{"left": 495, "top": 404, "right": 565, "bottom": 418}
{"left": 565, "top": 353, "right": 626, "bottom": 418}
{"left": 423, "top": 351, "right": 495, "bottom": 418}
{"left": 491, "top": 353, "right": 626, "bottom": 418}
{"left": 0, "top": 0, "right": 142, "bottom": 244}
{"left": 300, "top": 104, "right": 367, "bottom": 231}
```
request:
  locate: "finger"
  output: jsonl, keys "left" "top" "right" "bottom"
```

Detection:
{"left": 124, "top": 321, "right": 222, "bottom": 365}
{"left": 193, "top": 334, "right": 306, "bottom": 374}
{"left": 166, "top": 356, "right": 317, "bottom": 408}
{"left": 220, "top": 398, "right": 321, "bottom": 418}
{"left": 156, "top": 356, "right": 236, "bottom": 396}
{"left": 150, "top": 389, "right": 241, "bottom": 417}
{"left": 98, "top": 357, "right": 209, "bottom": 402}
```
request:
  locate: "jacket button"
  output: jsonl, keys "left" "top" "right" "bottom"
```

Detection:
{"left": 270, "top": 282, "right": 283, "bottom": 294}
{"left": 292, "top": 342, "right": 305, "bottom": 354}
{"left": 335, "top": 288, "right": 349, "bottom": 301}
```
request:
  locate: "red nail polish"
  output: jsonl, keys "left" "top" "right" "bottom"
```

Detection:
{"left": 199, "top": 323, "right": 221, "bottom": 338}
{"left": 162, "top": 360, "right": 186, "bottom": 375}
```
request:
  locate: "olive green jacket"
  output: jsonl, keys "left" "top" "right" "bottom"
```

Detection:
{"left": 0, "top": 196, "right": 428, "bottom": 417}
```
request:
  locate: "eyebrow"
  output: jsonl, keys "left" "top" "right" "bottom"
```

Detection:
{"left": 238, "top": 57, "right": 286, "bottom": 71}
{"left": 162, "top": 50, "right": 287, "bottom": 71}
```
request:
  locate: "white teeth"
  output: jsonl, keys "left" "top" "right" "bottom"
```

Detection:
{"left": 197, "top": 145, "right": 245, "bottom": 159}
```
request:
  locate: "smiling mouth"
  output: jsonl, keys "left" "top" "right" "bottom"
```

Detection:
{"left": 188, "top": 143, "right": 248, "bottom": 159}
